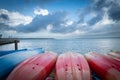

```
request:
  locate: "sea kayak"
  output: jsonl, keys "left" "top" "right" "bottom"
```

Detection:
{"left": 0, "top": 48, "right": 44, "bottom": 79}
{"left": 55, "top": 52, "right": 92, "bottom": 80}
{"left": 7, "top": 52, "right": 57, "bottom": 80}
{"left": 85, "top": 52, "right": 120, "bottom": 80}
{"left": 0, "top": 49, "right": 27, "bottom": 56}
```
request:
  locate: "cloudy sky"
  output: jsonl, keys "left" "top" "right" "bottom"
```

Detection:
{"left": 0, "top": 0, "right": 120, "bottom": 38}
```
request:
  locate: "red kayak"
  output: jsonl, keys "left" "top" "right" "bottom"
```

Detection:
{"left": 55, "top": 52, "right": 92, "bottom": 80}
{"left": 108, "top": 52, "right": 120, "bottom": 62}
{"left": 85, "top": 52, "right": 120, "bottom": 80}
{"left": 7, "top": 52, "right": 57, "bottom": 80}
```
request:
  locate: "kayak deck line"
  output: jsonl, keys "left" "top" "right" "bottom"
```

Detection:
{"left": 0, "top": 49, "right": 27, "bottom": 56}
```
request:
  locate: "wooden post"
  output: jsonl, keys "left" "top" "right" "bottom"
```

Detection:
{"left": 15, "top": 40, "right": 18, "bottom": 50}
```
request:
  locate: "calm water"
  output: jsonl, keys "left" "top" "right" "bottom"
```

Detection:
{"left": 0, "top": 38, "right": 120, "bottom": 54}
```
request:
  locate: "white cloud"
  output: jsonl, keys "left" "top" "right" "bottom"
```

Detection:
{"left": 92, "top": 11, "right": 114, "bottom": 30}
{"left": 73, "top": 30, "right": 86, "bottom": 35}
{"left": 46, "top": 24, "right": 53, "bottom": 32}
{"left": 61, "top": 20, "right": 74, "bottom": 27}
{"left": 0, "top": 9, "right": 8, "bottom": 14}
{"left": 66, "top": 20, "right": 73, "bottom": 26}
{"left": 34, "top": 8, "right": 49, "bottom": 16}
{"left": 54, "top": 30, "right": 86, "bottom": 38}
{"left": 0, "top": 9, "right": 33, "bottom": 27}
{"left": 78, "top": 22, "right": 88, "bottom": 27}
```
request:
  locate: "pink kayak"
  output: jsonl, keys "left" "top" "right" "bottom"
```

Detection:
{"left": 7, "top": 52, "right": 57, "bottom": 80}
{"left": 92, "top": 52, "right": 120, "bottom": 68}
{"left": 55, "top": 52, "right": 92, "bottom": 80}
{"left": 85, "top": 52, "right": 120, "bottom": 80}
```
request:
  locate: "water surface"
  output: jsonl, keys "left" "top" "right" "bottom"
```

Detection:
{"left": 0, "top": 38, "right": 120, "bottom": 54}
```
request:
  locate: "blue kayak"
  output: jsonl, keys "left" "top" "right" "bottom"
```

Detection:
{"left": 0, "top": 49, "right": 27, "bottom": 56}
{"left": 0, "top": 48, "right": 44, "bottom": 79}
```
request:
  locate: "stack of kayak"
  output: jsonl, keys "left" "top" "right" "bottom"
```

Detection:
{"left": 0, "top": 48, "right": 120, "bottom": 80}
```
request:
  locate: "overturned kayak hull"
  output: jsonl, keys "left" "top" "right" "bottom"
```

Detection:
{"left": 7, "top": 52, "right": 57, "bottom": 80}
{"left": 0, "top": 48, "right": 44, "bottom": 79}
{"left": 85, "top": 52, "right": 120, "bottom": 80}
{"left": 55, "top": 52, "right": 91, "bottom": 80}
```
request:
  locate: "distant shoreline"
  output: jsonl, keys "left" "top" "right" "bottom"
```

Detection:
{"left": 19, "top": 37, "right": 120, "bottom": 39}
{"left": 1, "top": 37, "right": 120, "bottom": 40}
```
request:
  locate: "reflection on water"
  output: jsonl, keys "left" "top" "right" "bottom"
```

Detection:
{"left": 0, "top": 38, "right": 120, "bottom": 54}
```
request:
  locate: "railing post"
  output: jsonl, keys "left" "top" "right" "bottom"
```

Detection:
{"left": 15, "top": 40, "right": 18, "bottom": 50}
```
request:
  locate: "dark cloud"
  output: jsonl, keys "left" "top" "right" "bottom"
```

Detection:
{"left": 0, "top": 9, "right": 77, "bottom": 34}
{"left": 0, "top": 14, "right": 9, "bottom": 20}
{"left": 77, "top": 2, "right": 103, "bottom": 25}
{"left": 0, "top": 23, "right": 14, "bottom": 31}
{"left": 76, "top": 0, "right": 120, "bottom": 37}
{"left": 93, "top": 0, "right": 120, "bottom": 21}
{"left": 14, "top": 0, "right": 120, "bottom": 38}
{"left": 16, "top": 11, "right": 76, "bottom": 33}
{"left": 93, "top": 0, "right": 111, "bottom": 10}
{"left": 87, "top": 13, "right": 103, "bottom": 25}
{"left": 1, "top": 0, "right": 120, "bottom": 38}
{"left": 108, "top": 3, "right": 120, "bottom": 21}
{"left": 0, "top": 11, "right": 13, "bottom": 31}
{"left": 78, "top": 0, "right": 120, "bottom": 26}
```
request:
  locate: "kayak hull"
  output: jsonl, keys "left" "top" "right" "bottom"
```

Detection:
{"left": 85, "top": 52, "right": 120, "bottom": 80}
{"left": 7, "top": 52, "right": 57, "bottom": 80}
{"left": 55, "top": 52, "right": 91, "bottom": 80}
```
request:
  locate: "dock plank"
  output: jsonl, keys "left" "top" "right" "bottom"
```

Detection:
{"left": 0, "top": 38, "right": 20, "bottom": 50}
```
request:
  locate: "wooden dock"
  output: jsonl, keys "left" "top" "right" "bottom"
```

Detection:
{"left": 0, "top": 38, "right": 20, "bottom": 50}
